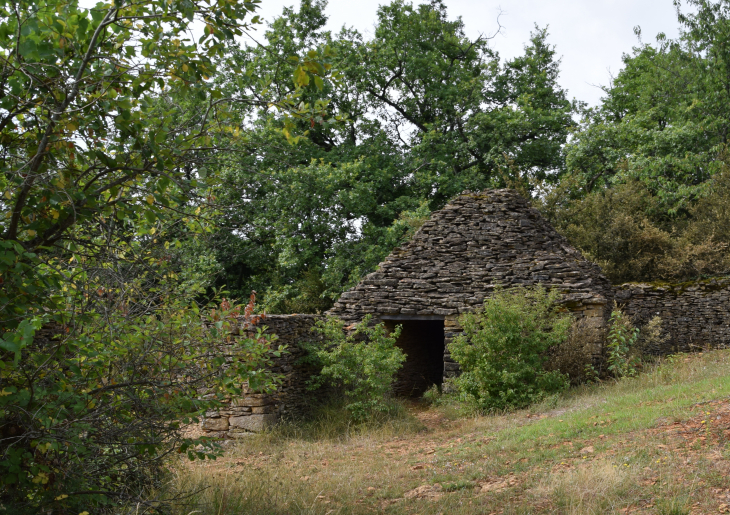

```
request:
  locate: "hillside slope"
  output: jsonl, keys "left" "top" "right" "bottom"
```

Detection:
{"left": 170, "top": 350, "right": 730, "bottom": 514}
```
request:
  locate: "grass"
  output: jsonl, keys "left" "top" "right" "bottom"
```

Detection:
{"left": 150, "top": 350, "right": 730, "bottom": 514}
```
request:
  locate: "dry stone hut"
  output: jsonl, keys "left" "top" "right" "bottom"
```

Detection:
{"left": 328, "top": 189, "right": 614, "bottom": 397}
{"left": 202, "top": 189, "right": 617, "bottom": 436}
{"left": 204, "top": 188, "right": 730, "bottom": 436}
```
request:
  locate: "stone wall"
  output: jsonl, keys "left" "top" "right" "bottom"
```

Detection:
{"left": 201, "top": 191, "right": 730, "bottom": 434}
{"left": 201, "top": 314, "right": 324, "bottom": 437}
{"left": 614, "top": 278, "right": 730, "bottom": 354}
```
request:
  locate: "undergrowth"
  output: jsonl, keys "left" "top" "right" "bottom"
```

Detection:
{"left": 270, "top": 399, "right": 426, "bottom": 442}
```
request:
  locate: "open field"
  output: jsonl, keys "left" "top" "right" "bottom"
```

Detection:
{"left": 164, "top": 350, "right": 730, "bottom": 514}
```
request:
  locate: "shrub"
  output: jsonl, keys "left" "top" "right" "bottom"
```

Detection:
{"left": 546, "top": 317, "right": 604, "bottom": 385}
{"left": 637, "top": 315, "right": 669, "bottom": 355}
{"left": 305, "top": 316, "right": 406, "bottom": 421}
{"left": 0, "top": 289, "right": 283, "bottom": 514}
{"left": 543, "top": 172, "right": 730, "bottom": 285}
{"left": 448, "top": 286, "right": 571, "bottom": 412}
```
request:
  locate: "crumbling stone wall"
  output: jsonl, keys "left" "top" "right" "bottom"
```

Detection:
{"left": 615, "top": 278, "right": 730, "bottom": 354}
{"left": 201, "top": 314, "right": 324, "bottom": 437}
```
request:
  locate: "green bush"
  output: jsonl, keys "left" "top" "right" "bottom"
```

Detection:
{"left": 543, "top": 172, "right": 730, "bottom": 285}
{"left": 305, "top": 316, "right": 406, "bottom": 421}
{"left": 448, "top": 286, "right": 571, "bottom": 412}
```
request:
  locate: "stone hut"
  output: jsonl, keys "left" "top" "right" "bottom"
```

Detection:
{"left": 203, "top": 188, "right": 730, "bottom": 435}
{"left": 328, "top": 189, "right": 614, "bottom": 397}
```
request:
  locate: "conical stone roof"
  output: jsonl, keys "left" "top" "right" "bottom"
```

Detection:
{"left": 329, "top": 189, "right": 613, "bottom": 323}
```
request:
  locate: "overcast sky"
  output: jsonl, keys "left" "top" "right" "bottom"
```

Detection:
{"left": 250, "top": 0, "right": 692, "bottom": 107}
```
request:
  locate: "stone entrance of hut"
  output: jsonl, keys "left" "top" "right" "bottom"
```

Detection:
{"left": 382, "top": 316, "right": 445, "bottom": 398}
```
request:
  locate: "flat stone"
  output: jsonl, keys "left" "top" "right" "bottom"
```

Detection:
{"left": 229, "top": 414, "right": 278, "bottom": 432}
{"left": 252, "top": 405, "right": 276, "bottom": 414}
{"left": 202, "top": 417, "right": 229, "bottom": 431}
{"left": 232, "top": 396, "right": 272, "bottom": 407}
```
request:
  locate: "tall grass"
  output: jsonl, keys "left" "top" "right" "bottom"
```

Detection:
{"left": 271, "top": 398, "right": 426, "bottom": 442}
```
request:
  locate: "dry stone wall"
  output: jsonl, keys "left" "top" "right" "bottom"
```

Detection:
{"left": 201, "top": 314, "right": 324, "bottom": 437}
{"left": 615, "top": 279, "right": 730, "bottom": 354}
{"left": 203, "top": 190, "right": 730, "bottom": 434}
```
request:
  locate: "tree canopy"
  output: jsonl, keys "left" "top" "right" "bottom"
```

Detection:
{"left": 207, "top": 0, "right": 575, "bottom": 312}
{"left": 550, "top": 0, "right": 730, "bottom": 283}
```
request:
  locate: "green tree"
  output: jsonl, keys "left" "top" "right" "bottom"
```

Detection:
{"left": 565, "top": 0, "right": 730, "bottom": 212}
{"left": 353, "top": 1, "right": 575, "bottom": 202}
{"left": 206, "top": 0, "right": 576, "bottom": 311}
{"left": 0, "top": 0, "right": 331, "bottom": 511}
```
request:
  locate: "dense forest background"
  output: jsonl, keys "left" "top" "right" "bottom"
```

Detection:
{"left": 205, "top": 0, "right": 730, "bottom": 313}
{"left": 4, "top": 0, "right": 730, "bottom": 511}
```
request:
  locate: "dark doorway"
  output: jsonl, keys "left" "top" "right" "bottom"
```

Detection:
{"left": 383, "top": 319, "right": 445, "bottom": 397}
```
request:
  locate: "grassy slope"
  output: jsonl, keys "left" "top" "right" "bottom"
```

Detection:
{"left": 168, "top": 350, "right": 730, "bottom": 515}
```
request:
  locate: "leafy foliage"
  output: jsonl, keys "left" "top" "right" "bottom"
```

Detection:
{"left": 448, "top": 286, "right": 571, "bottom": 412}
{"left": 305, "top": 316, "right": 406, "bottom": 421}
{"left": 0, "top": 261, "right": 285, "bottom": 513}
{"left": 564, "top": 0, "right": 730, "bottom": 212}
{"left": 205, "top": 0, "right": 575, "bottom": 309}
{"left": 607, "top": 308, "right": 641, "bottom": 378}
{"left": 545, "top": 168, "right": 730, "bottom": 284}
{"left": 0, "top": 0, "right": 332, "bottom": 510}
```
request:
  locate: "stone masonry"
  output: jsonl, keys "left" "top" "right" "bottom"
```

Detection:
{"left": 328, "top": 189, "right": 614, "bottom": 379}
{"left": 615, "top": 279, "right": 730, "bottom": 354}
{"left": 201, "top": 314, "right": 324, "bottom": 437}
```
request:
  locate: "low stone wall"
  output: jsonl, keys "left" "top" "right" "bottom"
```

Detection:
{"left": 614, "top": 278, "right": 730, "bottom": 354}
{"left": 201, "top": 314, "right": 324, "bottom": 437}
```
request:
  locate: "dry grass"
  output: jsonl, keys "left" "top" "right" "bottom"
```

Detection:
{"left": 144, "top": 350, "right": 730, "bottom": 515}
{"left": 530, "top": 460, "right": 640, "bottom": 514}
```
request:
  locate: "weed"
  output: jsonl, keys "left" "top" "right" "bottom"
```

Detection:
{"left": 607, "top": 307, "right": 641, "bottom": 378}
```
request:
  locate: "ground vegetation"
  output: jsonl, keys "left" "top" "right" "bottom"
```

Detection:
{"left": 163, "top": 350, "right": 730, "bottom": 515}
